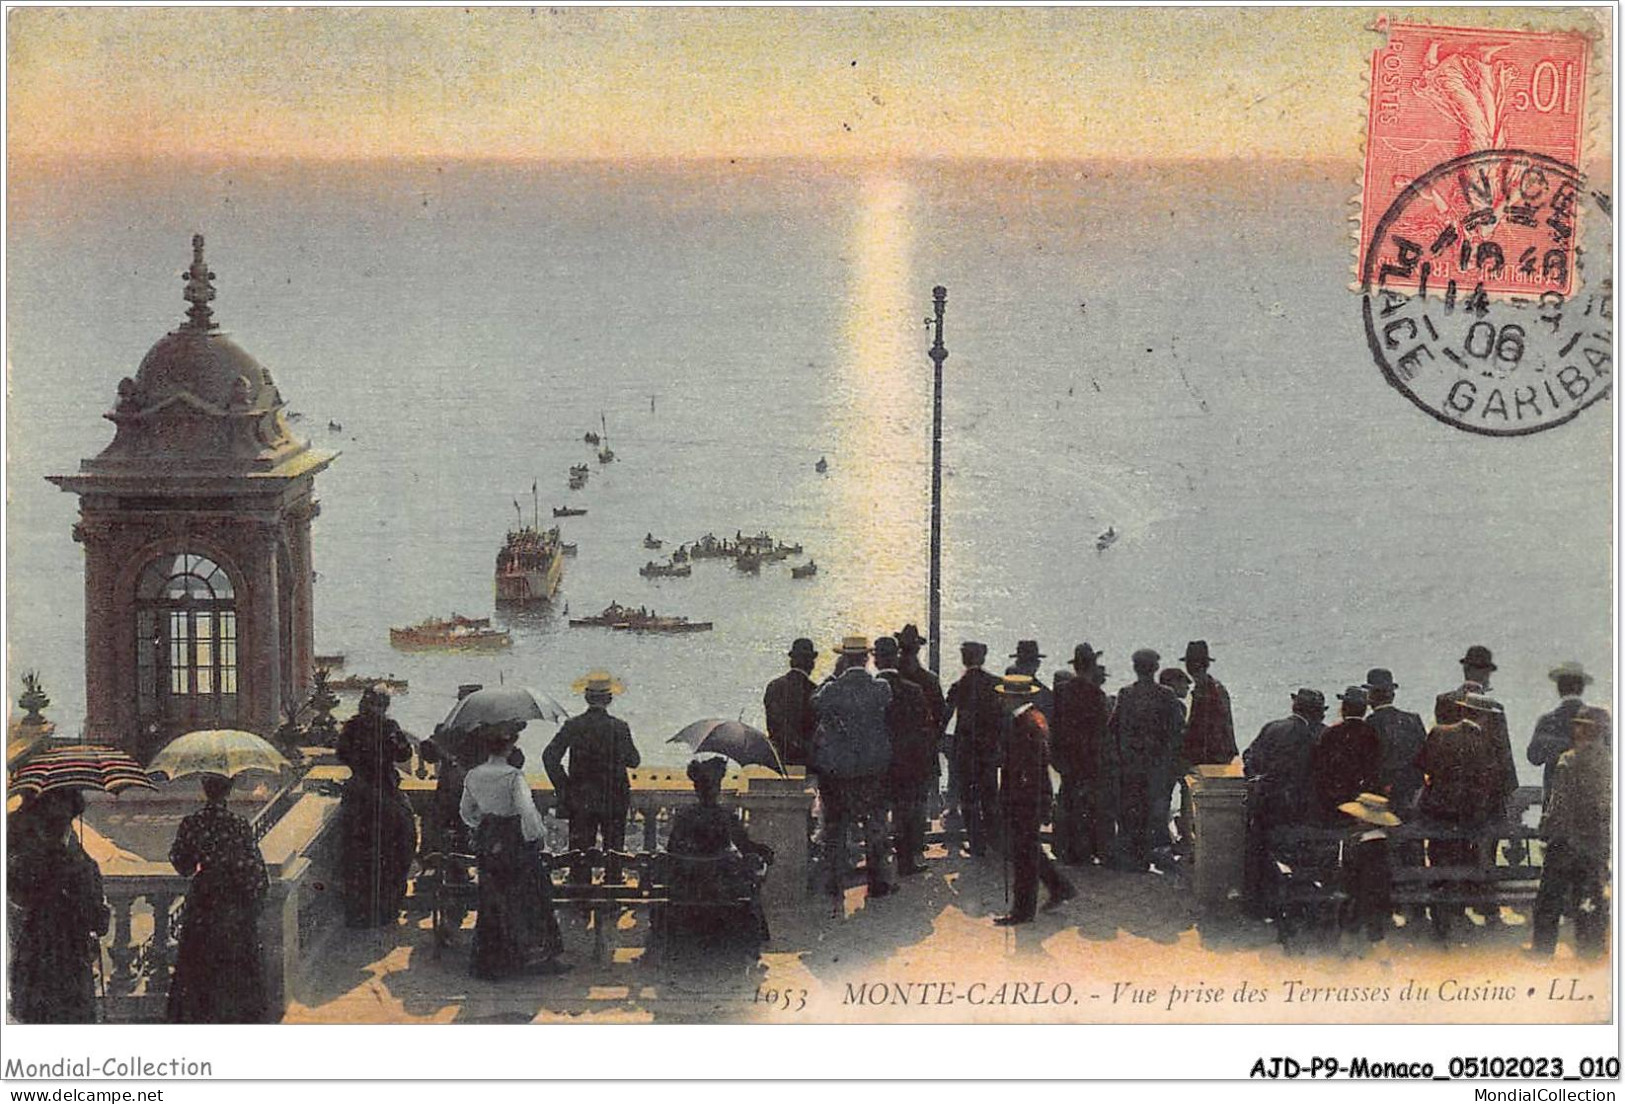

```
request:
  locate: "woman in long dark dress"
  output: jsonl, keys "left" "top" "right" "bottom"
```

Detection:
{"left": 166, "top": 773, "right": 270, "bottom": 1023}
{"left": 337, "top": 685, "right": 417, "bottom": 928}
{"left": 660, "top": 756, "right": 774, "bottom": 957}
{"left": 6, "top": 790, "right": 110, "bottom": 1023}
{"left": 458, "top": 723, "right": 563, "bottom": 979}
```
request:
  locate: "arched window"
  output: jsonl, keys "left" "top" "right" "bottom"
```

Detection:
{"left": 136, "top": 552, "right": 238, "bottom": 727}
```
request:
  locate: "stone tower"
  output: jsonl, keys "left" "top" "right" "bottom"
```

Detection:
{"left": 49, "top": 236, "right": 336, "bottom": 760}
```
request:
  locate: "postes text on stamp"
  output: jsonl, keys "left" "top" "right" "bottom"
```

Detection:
{"left": 1361, "top": 20, "right": 1591, "bottom": 296}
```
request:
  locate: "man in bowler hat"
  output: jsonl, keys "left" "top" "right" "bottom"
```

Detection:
{"left": 1448, "top": 645, "right": 1519, "bottom": 814}
{"left": 1009, "top": 640, "right": 1053, "bottom": 717}
{"left": 1181, "top": 641, "right": 1237, "bottom": 766}
{"left": 993, "top": 674, "right": 1076, "bottom": 924}
{"left": 946, "top": 641, "right": 1004, "bottom": 856}
{"left": 1051, "top": 644, "right": 1115, "bottom": 865}
{"left": 764, "top": 638, "right": 820, "bottom": 770}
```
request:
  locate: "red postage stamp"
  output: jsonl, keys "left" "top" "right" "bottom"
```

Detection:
{"left": 1360, "top": 19, "right": 1591, "bottom": 296}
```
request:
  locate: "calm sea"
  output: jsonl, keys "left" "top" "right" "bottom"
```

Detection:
{"left": 6, "top": 158, "right": 1612, "bottom": 773}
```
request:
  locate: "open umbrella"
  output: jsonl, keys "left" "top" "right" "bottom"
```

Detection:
{"left": 8, "top": 744, "right": 156, "bottom": 797}
{"left": 439, "top": 685, "right": 568, "bottom": 733}
{"left": 668, "top": 719, "right": 785, "bottom": 774}
{"left": 147, "top": 729, "right": 290, "bottom": 781}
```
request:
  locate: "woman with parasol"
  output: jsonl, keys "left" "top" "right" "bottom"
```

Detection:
{"left": 6, "top": 789, "right": 111, "bottom": 1022}
{"left": 166, "top": 772, "right": 271, "bottom": 1021}
{"left": 458, "top": 722, "right": 565, "bottom": 979}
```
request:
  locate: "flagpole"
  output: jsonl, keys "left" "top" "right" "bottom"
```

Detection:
{"left": 926, "top": 286, "right": 948, "bottom": 676}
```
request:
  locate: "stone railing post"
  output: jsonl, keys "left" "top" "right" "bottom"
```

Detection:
{"left": 1188, "top": 764, "right": 1249, "bottom": 911}
{"left": 738, "top": 768, "right": 814, "bottom": 916}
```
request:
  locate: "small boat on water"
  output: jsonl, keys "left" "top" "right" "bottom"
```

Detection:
{"left": 776, "top": 541, "right": 803, "bottom": 556}
{"left": 791, "top": 560, "right": 818, "bottom": 579}
{"left": 597, "top": 413, "right": 615, "bottom": 463}
{"left": 568, "top": 463, "right": 590, "bottom": 490}
{"left": 553, "top": 506, "right": 588, "bottom": 518}
{"left": 390, "top": 614, "right": 511, "bottom": 651}
{"left": 328, "top": 420, "right": 343, "bottom": 432}
{"left": 584, "top": 431, "right": 601, "bottom": 446}
{"left": 329, "top": 674, "right": 409, "bottom": 694}
{"left": 313, "top": 653, "right": 346, "bottom": 669}
{"left": 1096, "top": 526, "right": 1118, "bottom": 552}
{"left": 643, "top": 533, "right": 663, "bottom": 550}
{"left": 815, "top": 457, "right": 828, "bottom": 473}
{"left": 569, "top": 602, "right": 711, "bottom": 633}
{"left": 640, "top": 560, "right": 692, "bottom": 578}
{"left": 671, "top": 545, "right": 689, "bottom": 564}
{"left": 561, "top": 542, "right": 578, "bottom": 556}
{"left": 734, "top": 551, "right": 762, "bottom": 573}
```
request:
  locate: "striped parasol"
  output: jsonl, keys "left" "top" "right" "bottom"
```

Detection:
{"left": 8, "top": 744, "right": 157, "bottom": 797}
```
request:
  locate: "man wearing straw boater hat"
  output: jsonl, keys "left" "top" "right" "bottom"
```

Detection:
{"left": 1337, "top": 792, "right": 1402, "bottom": 951}
{"left": 1528, "top": 661, "right": 1598, "bottom": 808}
{"left": 993, "top": 673, "right": 1076, "bottom": 924}
{"left": 811, "top": 636, "right": 894, "bottom": 903}
{"left": 543, "top": 672, "right": 641, "bottom": 884}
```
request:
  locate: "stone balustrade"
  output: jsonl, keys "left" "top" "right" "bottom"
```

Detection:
{"left": 96, "top": 791, "right": 342, "bottom": 1023}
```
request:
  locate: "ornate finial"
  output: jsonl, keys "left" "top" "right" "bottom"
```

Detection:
{"left": 927, "top": 285, "right": 948, "bottom": 367}
{"left": 180, "top": 233, "right": 217, "bottom": 331}
{"left": 18, "top": 670, "right": 50, "bottom": 725}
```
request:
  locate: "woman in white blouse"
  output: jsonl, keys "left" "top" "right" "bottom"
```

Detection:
{"left": 459, "top": 722, "right": 564, "bottom": 978}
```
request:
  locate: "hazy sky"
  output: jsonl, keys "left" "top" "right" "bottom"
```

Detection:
{"left": 6, "top": 7, "right": 1611, "bottom": 163}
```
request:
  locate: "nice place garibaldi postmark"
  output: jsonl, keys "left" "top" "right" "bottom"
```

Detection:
{"left": 1359, "top": 19, "right": 1611, "bottom": 437}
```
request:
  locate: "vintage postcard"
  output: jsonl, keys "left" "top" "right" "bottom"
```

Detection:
{"left": 3, "top": 4, "right": 1617, "bottom": 1080}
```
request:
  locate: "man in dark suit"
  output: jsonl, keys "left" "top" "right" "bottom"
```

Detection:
{"left": 1009, "top": 640, "right": 1053, "bottom": 718}
{"left": 1051, "top": 643, "right": 1114, "bottom": 865}
{"left": 876, "top": 636, "right": 934, "bottom": 876}
{"left": 764, "top": 638, "right": 819, "bottom": 770}
{"left": 993, "top": 674, "right": 1076, "bottom": 924}
{"left": 1446, "top": 645, "right": 1518, "bottom": 815}
{"left": 1242, "top": 688, "right": 1326, "bottom": 917}
{"left": 1418, "top": 691, "right": 1501, "bottom": 939}
{"left": 543, "top": 672, "right": 641, "bottom": 884}
{"left": 1309, "top": 686, "right": 1382, "bottom": 825}
{"left": 1108, "top": 648, "right": 1185, "bottom": 872}
{"left": 1181, "top": 640, "right": 1237, "bottom": 766}
{"left": 1531, "top": 706, "right": 1611, "bottom": 958}
{"left": 945, "top": 641, "right": 1003, "bottom": 857}
{"left": 895, "top": 624, "right": 946, "bottom": 807}
{"left": 1528, "top": 661, "right": 1595, "bottom": 808}
{"left": 1363, "top": 668, "right": 1428, "bottom": 815}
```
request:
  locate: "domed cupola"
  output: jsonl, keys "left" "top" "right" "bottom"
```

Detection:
{"left": 48, "top": 235, "right": 336, "bottom": 757}
{"left": 89, "top": 235, "right": 305, "bottom": 473}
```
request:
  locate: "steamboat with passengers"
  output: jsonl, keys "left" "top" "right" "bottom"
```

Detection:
{"left": 495, "top": 488, "right": 565, "bottom": 604}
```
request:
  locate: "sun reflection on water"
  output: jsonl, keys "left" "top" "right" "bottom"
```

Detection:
{"left": 826, "top": 175, "right": 929, "bottom": 639}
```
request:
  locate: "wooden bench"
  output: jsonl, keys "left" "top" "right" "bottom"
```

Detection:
{"left": 1265, "top": 787, "right": 1546, "bottom": 923}
{"left": 414, "top": 848, "right": 764, "bottom": 965}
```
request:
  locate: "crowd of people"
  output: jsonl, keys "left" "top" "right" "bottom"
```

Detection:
{"left": 5, "top": 633, "right": 1611, "bottom": 1024}
{"left": 763, "top": 629, "right": 1611, "bottom": 948}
